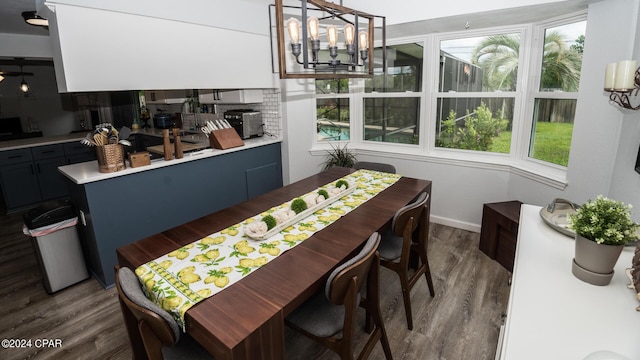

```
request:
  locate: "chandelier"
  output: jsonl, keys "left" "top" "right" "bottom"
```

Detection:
{"left": 274, "top": 0, "right": 385, "bottom": 79}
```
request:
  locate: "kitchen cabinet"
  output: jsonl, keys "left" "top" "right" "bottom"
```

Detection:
{"left": 36, "top": 157, "right": 70, "bottom": 200}
{"left": 199, "top": 89, "right": 263, "bottom": 104}
{"left": 64, "top": 141, "right": 283, "bottom": 287}
{"left": 144, "top": 90, "right": 188, "bottom": 104}
{"left": 0, "top": 162, "right": 41, "bottom": 210}
{"left": 0, "top": 142, "right": 98, "bottom": 213}
{"left": 64, "top": 142, "right": 98, "bottom": 164}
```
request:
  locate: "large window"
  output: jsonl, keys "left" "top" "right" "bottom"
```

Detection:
{"left": 435, "top": 33, "right": 520, "bottom": 153}
{"left": 311, "top": 13, "right": 587, "bottom": 177}
{"left": 529, "top": 21, "right": 585, "bottom": 166}
{"left": 361, "top": 43, "right": 423, "bottom": 145}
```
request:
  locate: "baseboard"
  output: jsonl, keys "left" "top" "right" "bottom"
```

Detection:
{"left": 430, "top": 215, "right": 481, "bottom": 233}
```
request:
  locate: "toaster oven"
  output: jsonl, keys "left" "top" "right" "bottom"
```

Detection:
{"left": 223, "top": 110, "right": 263, "bottom": 139}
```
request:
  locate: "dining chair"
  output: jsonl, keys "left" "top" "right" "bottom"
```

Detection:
{"left": 286, "top": 232, "right": 393, "bottom": 360}
{"left": 379, "top": 191, "right": 435, "bottom": 330}
{"left": 353, "top": 161, "right": 396, "bottom": 174}
{"left": 115, "top": 267, "right": 213, "bottom": 360}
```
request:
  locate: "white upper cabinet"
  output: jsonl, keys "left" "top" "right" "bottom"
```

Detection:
{"left": 145, "top": 90, "right": 188, "bottom": 104}
{"left": 198, "top": 90, "right": 264, "bottom": 104}
{"left": 47, "top": 1, "right": 276, "bottom": 92}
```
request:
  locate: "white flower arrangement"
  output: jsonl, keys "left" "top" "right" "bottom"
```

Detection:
{"left": 568, "top": 195, "right": 640, "bottom": 245}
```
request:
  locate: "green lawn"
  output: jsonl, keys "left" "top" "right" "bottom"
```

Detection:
{"left": 489, "top": 122, "right": 573, "bottom": 166}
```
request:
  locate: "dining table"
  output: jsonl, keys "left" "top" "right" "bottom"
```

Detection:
{"left": 116, "top": 166, "right": 431, "bottom": 359}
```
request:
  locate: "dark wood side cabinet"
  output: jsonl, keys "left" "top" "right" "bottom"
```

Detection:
{"left": 479, "top": 201, "right": 522, "bottom": 272}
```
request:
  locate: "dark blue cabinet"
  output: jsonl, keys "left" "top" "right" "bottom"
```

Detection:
{"left": 68, "top": 142, "right": 283, "bottom": 287}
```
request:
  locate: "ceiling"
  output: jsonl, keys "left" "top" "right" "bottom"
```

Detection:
{"left": 0, "top": 0, "right": 50, "bottom": 36}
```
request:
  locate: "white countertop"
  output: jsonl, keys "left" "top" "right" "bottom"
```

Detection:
{"left": 499, "top": 204, "right": 639, "bottom": 360}
{"left": 0, "top": 133, "right": 88, "bottom": 150}
{"left": 58, "top": 135, "right": 282, "bottom": 185}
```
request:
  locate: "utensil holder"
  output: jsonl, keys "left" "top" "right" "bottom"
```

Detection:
{"left": 96, "top": 144, "right": 126, "bottom": 173}
{"left": 209, "top": 128, "right": 244, "bottom": 150}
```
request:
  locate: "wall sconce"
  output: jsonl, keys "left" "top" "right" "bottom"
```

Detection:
{"left": 273, "top": 0, "right": 385, "bottom": 79}
{"left": 604, "top": 60, "right": 640, "bottom": 110}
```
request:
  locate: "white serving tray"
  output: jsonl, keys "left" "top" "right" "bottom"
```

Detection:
{"left": 244, "top": 183, "right": 356, "bottom": 241}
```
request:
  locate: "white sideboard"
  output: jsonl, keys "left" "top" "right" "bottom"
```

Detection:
{"left": 499, "top": 204, "right": 640, "bottom": 360}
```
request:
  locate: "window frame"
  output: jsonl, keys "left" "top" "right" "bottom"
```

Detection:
{"left": 309, "top": 11, "right": 587, "bottom": 189}
{"left": 517, "top": 13, "right": 587, "bottom": 174}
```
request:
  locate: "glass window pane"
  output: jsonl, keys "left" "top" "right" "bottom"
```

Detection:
{"left": 365, "top": 43, "right": 423, "bottom": 93}
{"left": 529, "top": 99, "right": 575, "bottom": 166}
{"left": 316, "top": 79, "right": 349, "bottom": 94}
{"left": 435, "top": 97, "right": 514, "bottom": 153}
{"left": 317, "top": 98, "right": 350, "bottom": 141}
{"left": 440, "top": 33, "right": 520, "bottom": 92}
{"left": 363, "top": 97, "right": 419, "bottom": 144}
{"left": 540, "top": 21, "right": 586, "bottom": 92}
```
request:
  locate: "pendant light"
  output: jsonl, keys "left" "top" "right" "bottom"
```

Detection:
{"left": 19, "top": 65, "right": 29, "bottom": 93}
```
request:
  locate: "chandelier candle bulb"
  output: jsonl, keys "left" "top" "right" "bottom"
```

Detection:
{"left": 307, "top": 17, "right": 319, "bottom": 40}
{"left": 344, "top": 24, "right": 355, "bottom": 45}
{"left": 326, "top": 25, "right": 338, "bottom": 47}
{"left": 358, "top": 31, "right": 368, "bottom": 50}
{"left": 604, "top": 62, "right": 617, "bottom": 90}
{"left": 286, "top": 18, "right": 300, "bottom": 44}
{"left": 614, "top": 60, "right": 637, "bottom": 90}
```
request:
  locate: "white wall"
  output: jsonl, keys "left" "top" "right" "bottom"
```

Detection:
{"left": 280, "top": 0, "right": 640, "bottom": 231}
{"left": 0, "top": 64, "right": 76, "bottom": 136}
{"left": 608, "top": 0, "right": 640, "bottom": 217}
{"left": 0, "top": 33, "right": 76, "bottom": 136}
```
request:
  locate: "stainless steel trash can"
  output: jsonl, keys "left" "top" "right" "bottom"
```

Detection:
{"left": 23, "top": 200, "right": 89, "bottom": 294}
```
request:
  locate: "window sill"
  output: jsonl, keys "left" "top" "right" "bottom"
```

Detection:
{"left": 309, "top": 145, "right": 568, "bottom": 190}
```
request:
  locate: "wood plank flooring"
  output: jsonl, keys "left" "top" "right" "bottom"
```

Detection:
{"left": 0, "top": 208, "right": 511, "bottom": 360}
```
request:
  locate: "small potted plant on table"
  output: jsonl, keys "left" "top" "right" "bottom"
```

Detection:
{"left": 568, "top": 195, "right": 640, "bottom": 286}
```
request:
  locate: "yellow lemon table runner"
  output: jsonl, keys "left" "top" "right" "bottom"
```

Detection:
{"left": 134, "top": 169, "right": 401, "bottom": 329}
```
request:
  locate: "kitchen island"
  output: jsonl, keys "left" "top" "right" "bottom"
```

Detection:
{"left": 59, "top": 136, "right": 283, "bottom": 287}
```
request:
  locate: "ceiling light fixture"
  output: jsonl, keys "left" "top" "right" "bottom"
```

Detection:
{"left": 274, "top": 0, "right": 386, "bottom": 79}
{"left": 21, "top": 11, "right": 49, "bottom": 27}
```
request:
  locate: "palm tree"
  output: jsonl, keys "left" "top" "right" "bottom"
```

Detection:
{"left": 470, "top": 31, "right": 582, "bottom": 92}
{"left": 471, "top": 31, "right": 583, "bottom": 123}
{"left": 471, "top": 34, "right": 520, "bottom": 91}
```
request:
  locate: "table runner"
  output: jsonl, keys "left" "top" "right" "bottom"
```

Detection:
{"left": 134, "top": 169, "right": 401, "bottom": 329}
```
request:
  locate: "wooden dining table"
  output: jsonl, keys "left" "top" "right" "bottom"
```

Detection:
{"left": 116, "top": 167, "right": 431, "bottom": 359}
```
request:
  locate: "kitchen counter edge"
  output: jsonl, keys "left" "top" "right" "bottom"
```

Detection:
{"left": 58, "top": 136, "right": 282, "bottom": 185}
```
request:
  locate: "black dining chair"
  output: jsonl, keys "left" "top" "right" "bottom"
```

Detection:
{"left": 353, "top": 161, "right": 396, "bottom": 174}
{"left": 115, "top": 267, "right": 213, "bottom": 360}
{"left": 379, "top": 191, "right": 435, "bottom": 330}
{"left": 286, "top": 232, "right": 393, "bottom": 360}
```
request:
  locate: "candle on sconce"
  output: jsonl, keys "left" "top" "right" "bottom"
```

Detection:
{"left": 604, "top": 62, "right": 617, "bottom": 90}
{"left": 614, "top": 60, "right": 637, "bottom": 91}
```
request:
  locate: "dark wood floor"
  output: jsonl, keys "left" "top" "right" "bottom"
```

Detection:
{"left": 0, "top": 208, "right": 511, "bottom": 360}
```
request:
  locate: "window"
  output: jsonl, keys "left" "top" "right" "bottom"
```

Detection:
{"left": 435, "top": 33, "right": 521, "bottom": 153}
{"left": 309, "top": 13, "right": 586, "bottom": 182}
{"left": 528, "top": 20, "right": 585, "bottom": 166}
{"left": 363, "top": 43, "right": 423, "bottom": 145}
{"left": 316, "top": 79, "right": 350, "bottom": 142}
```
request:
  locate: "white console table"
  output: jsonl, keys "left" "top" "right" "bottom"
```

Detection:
{"left": 499, "top": 204, "right": 640, "bottom": 360}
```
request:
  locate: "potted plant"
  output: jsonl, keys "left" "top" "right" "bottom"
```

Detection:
{"left": 568, "top": 195, "right": 640, "bottom": 285}
{"left": 321, "top": 142, "right": 357, "bottom": 171}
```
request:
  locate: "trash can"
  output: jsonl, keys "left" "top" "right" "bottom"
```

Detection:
{"left": 23, "top": 199, "right": 89, "bottom": 294}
